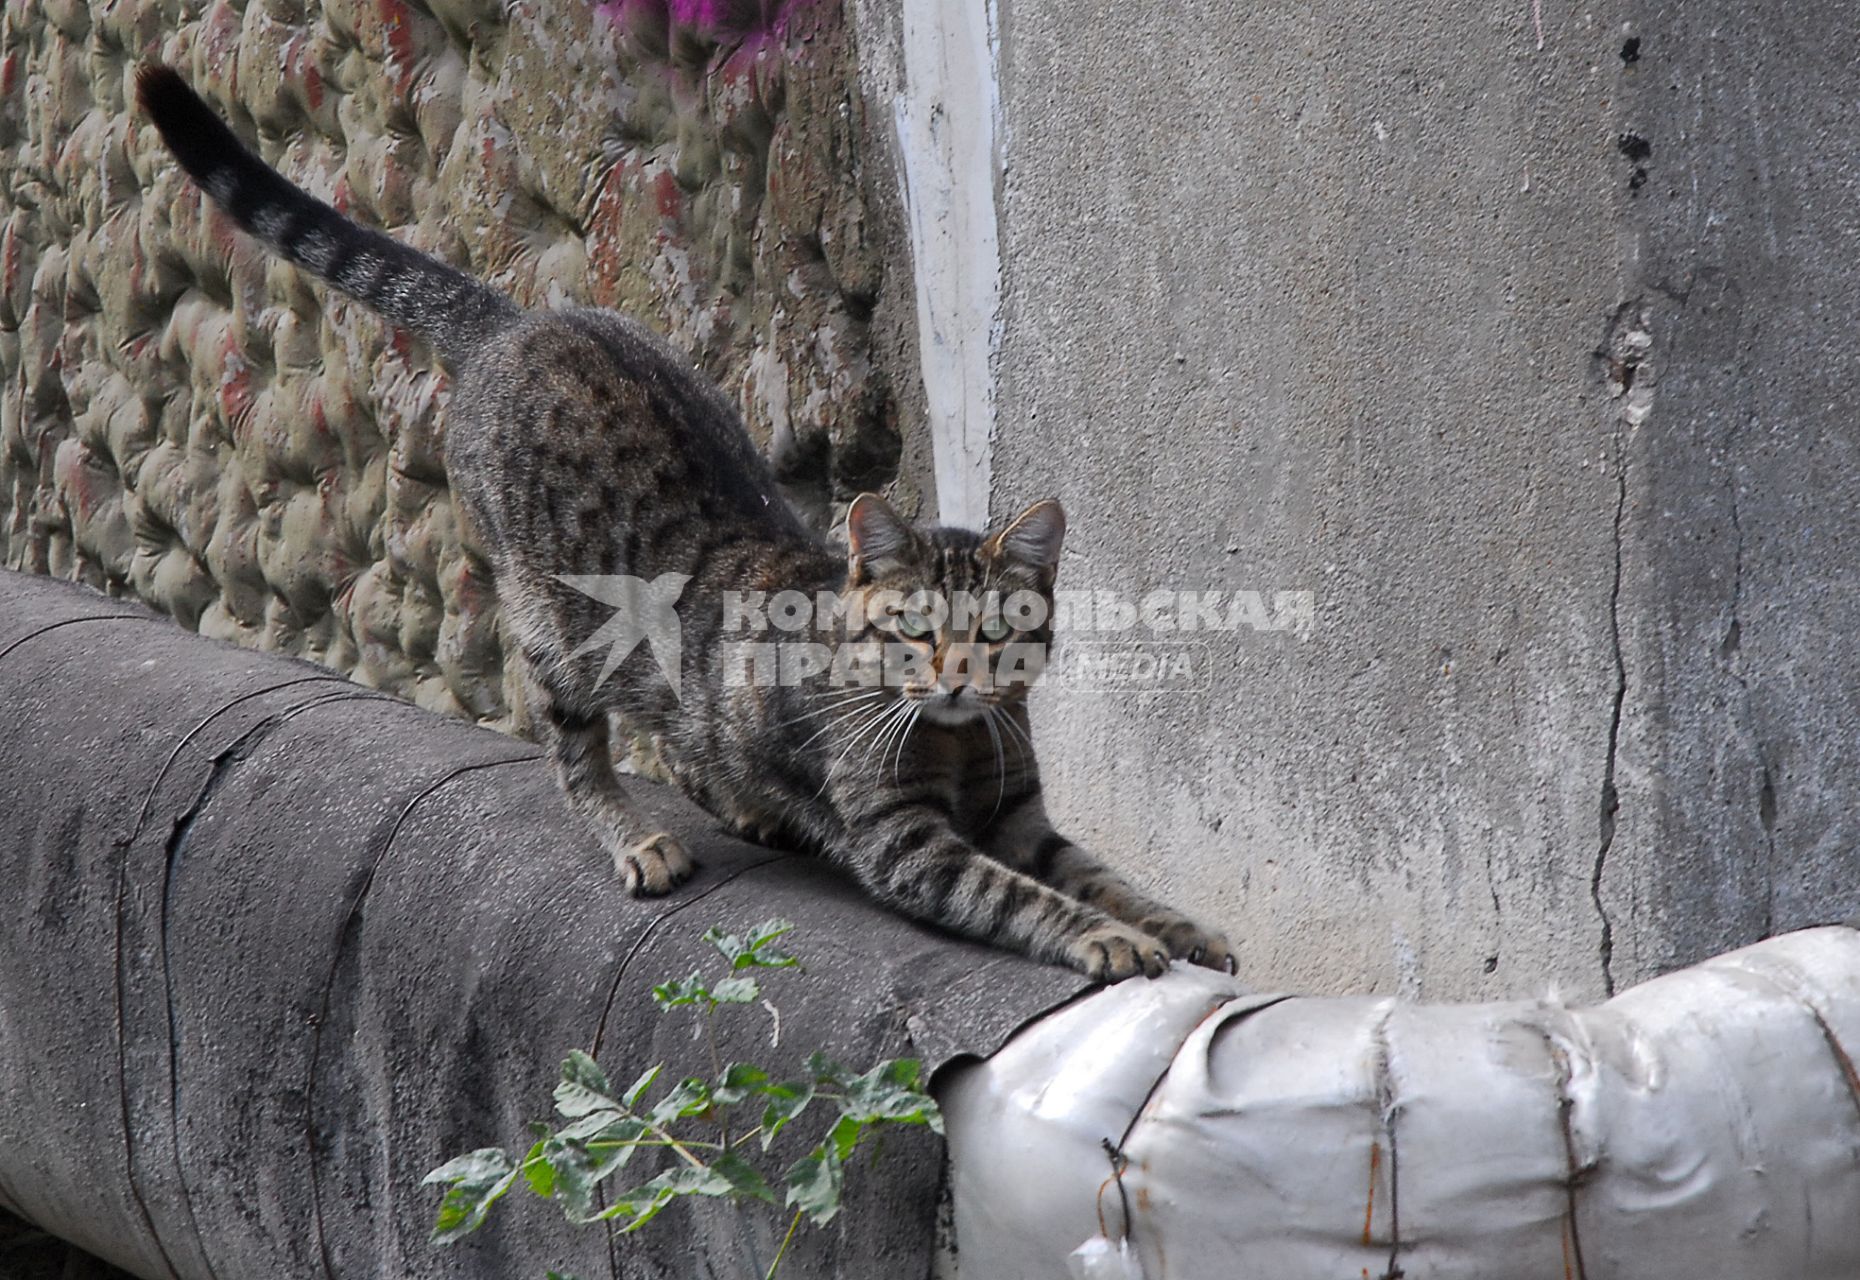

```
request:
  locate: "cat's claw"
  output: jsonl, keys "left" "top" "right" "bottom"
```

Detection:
{"left": 1073, "top": 923, "right": 1171, "bottom": 983}
{"left": 1154, "top": 918, "right": 1237, "bottom": 975}
{"left": 617, "top": 832, "right": 694, "bottom": 897}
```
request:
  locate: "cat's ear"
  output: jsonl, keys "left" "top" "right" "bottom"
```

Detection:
{"left": 846, "top": 493, "right": 917, "bottom": 580}
{"left": 986, "top": 498, "right": 1066, "bottom": 576}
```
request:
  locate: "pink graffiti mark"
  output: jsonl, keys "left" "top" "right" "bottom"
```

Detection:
{"left": 592, "top": 0, "right": 809, "bottom": 43}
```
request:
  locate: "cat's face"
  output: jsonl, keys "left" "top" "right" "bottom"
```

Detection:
{"left": 841, "top": 495, "right": 1064, "bottom": 727}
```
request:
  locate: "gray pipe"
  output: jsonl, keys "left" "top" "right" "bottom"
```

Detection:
{"left": 0, "top": 567, "right": 1086, "bottom": 1279}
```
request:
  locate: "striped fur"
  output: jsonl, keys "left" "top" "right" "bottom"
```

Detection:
{"left": 138, "top": 67, "right": 1232, "bottom": 981}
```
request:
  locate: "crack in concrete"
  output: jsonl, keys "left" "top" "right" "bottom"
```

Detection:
{"left": 1593, "top": 452, "right": 1628, "bottom": 1000}
{"left": 1592, "top": 301, "right": 1652, "bottom": 1000}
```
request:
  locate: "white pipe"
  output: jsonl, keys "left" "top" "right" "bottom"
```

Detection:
{"left": 941, "top": 926, "right": 1860, "bottom": 1278}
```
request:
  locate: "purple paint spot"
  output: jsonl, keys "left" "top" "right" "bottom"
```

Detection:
{"left": 593, "top": 0, "right": 807, "bottom": 42}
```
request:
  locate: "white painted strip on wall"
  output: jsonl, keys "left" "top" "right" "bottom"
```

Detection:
{"left": 893, "top": 0, "right": 1003, "bottom": 530}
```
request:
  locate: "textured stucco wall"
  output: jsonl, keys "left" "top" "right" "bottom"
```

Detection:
{"left": 976, "top": 1, "right": 1860, "bottom": 1001}
{"left": 0, "top": 0, "right": 921, "bottom": 729}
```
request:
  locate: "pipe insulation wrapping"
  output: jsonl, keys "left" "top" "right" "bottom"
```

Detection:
{"left": 5, "top": 566, "right": 1859, "bottom": 1278}
{"left": 942, "top": 931, "right": 1860, "bottom": 1278}
{"left": 0, "top": 568, "right": 1091, "bottom": 1278}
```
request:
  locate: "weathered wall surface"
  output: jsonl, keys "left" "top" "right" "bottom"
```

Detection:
{"left": 0, "top": 0, "right": 919, "bottom": 729}
{"left": 977, "top": 1, "right": 1860, "bottom": 1000}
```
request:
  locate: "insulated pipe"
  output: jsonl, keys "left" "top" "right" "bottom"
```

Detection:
{"left": 6, "top": 566, "right": 1859, "bottom": 1279}
{"left": 0, "top": 568, "right": 1087, "bottom": 1279}
{"left": 942, "top": 930, "right": 1860, "bottom": 1278}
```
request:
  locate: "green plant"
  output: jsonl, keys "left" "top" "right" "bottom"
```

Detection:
{"left": 423, "top": 920, "right": 943, "bottom": 1279}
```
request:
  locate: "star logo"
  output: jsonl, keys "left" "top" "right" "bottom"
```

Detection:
{"left": 556, "top": 573, "right": 693, "bottom": 698}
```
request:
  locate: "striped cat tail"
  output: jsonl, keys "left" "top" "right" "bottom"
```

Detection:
{"left": 136, "top": 64, "right": 518, "bottom": 365}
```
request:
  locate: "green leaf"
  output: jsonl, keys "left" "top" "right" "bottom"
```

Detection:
{"left": 561, "top": 1049, "right": 612, "bottom": 1095}
{"left": 549, "top": 1117, "right": 651, "bottom": 1220}
{"left": 645, "top": 1077, "right": 712, "bottom": 1126}
{"left": 758, "top": 1079, "right": 817, "bottom": 1150}
{"left": 746, "top": 919, "right": 796, "bottom": 952}
{"left": 806, "top": 1051, "right": 853, "bottom": 1088}
{"left": 711, "top": 1151, "right": 777, "bottom": 1204}
{"left": 704, "top": 919, "right": 799, "bottom": 970}
{"left": 547, "top": 1272, "right": 584, "bottom": 1280}
{"left": 556, "top": 1082, "right": 621, "bottom": 1121}
{"left": 424, "top": 1147, "right": 514, "bottom": 1187}
{"left": 521, "top": 1138, "right": 555, "bottom": 1198}
{"left": 836, "top": 1058, "right": 943, "bottom": 1133}
{"left": 622, "top": 1064, "right": 663, "bottom": 1108}
{"left": 556, "top": 1108, "right": 632, "bottom": 1142}
{"left": 651, "top": 974, "right": 712, "bottom": 1010}
{"left": 826, "top": 1113, "right": 863, "bottom": 1163}
{"left": 579, "top": 1115, "right": 651, "bottom": 1150}
{"left": 595, "top": 1161, "right": 747, "bottom": 1232}
{"left": 784, "top": 1142, "right": 845, "bottom": 1225}
{"left": 424, "top": 1148, "right": 519, "bottom": 1243}
{"left": 710, "top": 975, "right": 761, "bottom": 1004}
{"left": 713, "top": 1062, "right": 772, "bottom": 1105}
{"left": 555, "top": 1052, "right": 619, "bottom": 1118}
{"left": 594, "top": 1182, "right": 679, "bottom": 1232}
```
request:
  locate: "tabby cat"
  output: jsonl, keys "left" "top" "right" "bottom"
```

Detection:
{"left": 138, "top": 65, "right": 1232, "bottom": 980}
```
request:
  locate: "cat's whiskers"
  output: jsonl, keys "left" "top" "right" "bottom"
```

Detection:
{"left": 817, "top": 697, "right": 911, "bottom": 798}
{"left": 869, "top": 696, "right": 915, "bottom": 784}
{"left": 989, "top": 704, "right": 1034, "bottom": 765}
{"left": 771, "top": 686, "right": 886, "bottom": 730}
{"left": 981, "top": 708, "right": 1008, "bottom": 822}
{"left": 789, "top": 692, "right": 890, "bottom": 751}
{"left": 882, "top": 700, "right": 923, "bottom": 785}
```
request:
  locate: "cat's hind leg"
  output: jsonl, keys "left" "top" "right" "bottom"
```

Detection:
{"left": 530, "top": 669, "right": 694, "bottom": 896}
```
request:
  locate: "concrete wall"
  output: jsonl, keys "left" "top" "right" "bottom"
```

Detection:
{"left": 961, "top": 1, "right": 1860, "bottom": 1000}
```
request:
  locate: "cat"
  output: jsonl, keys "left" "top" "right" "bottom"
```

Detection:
{"left": 137, "top": 65, "right": 1233, "bottom": 981}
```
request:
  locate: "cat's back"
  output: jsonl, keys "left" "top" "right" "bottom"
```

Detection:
{"left": 444, "top": 307, "right": 815, "bottom": 578}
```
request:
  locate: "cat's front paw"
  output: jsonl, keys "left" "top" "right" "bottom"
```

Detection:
{"left": 1071, "top": 923, "right": 1171, "bottom": 983}
{"left": 1152, "top": 917, "right": 1238, "bottom": 975}
{"left": 616, "top": 832, "right": 694, "bottom": 897}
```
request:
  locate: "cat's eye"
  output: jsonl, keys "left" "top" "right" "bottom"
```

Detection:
{"left": 897, "top": 610, "right": 933, "bottom": 638}
{"left": 979, "top": 615, "right": 1012, "bottom": 642}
